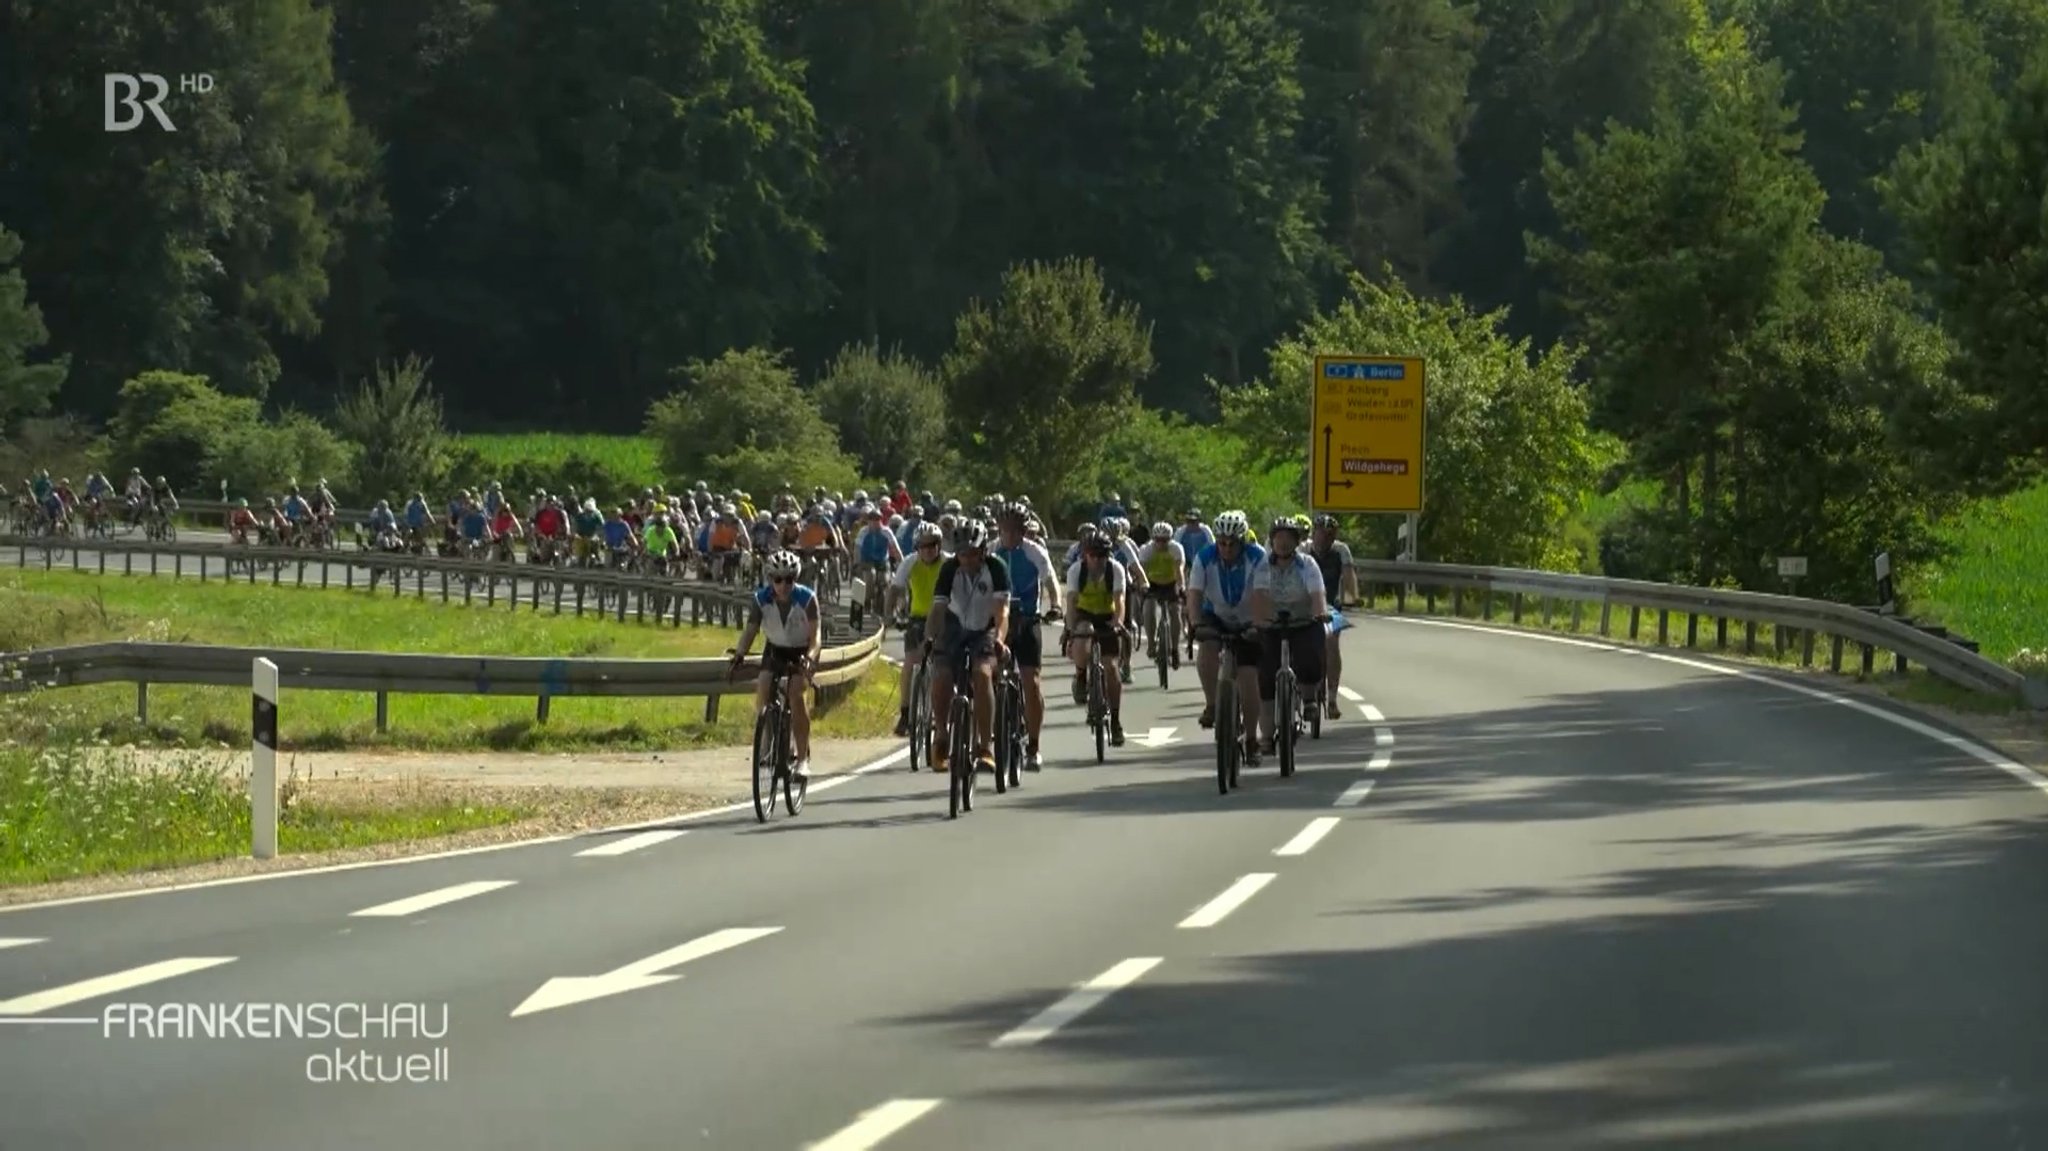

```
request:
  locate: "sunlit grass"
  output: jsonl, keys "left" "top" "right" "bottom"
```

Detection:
{"left": 1912, "top": 479, "right": 2048, "bottom": 666}
{"left": 455, "top": 432, "right": 659, "bottom": 478}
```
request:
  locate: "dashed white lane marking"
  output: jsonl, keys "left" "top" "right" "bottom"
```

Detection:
{"left": 1274, "top": 817, "right": 1341, "bottom": 856}
{"left": 1368, "top": 749, "right": 1393, "bottom": 771}
{"left": 0, "top": 938, "right": 44, "bottom": 951}
{"left": 574, "top": 830, "right": 687, "bottom": 857}
{"left": 1334, "top": 780, "right": 1375, "bottom": 807}
{"left": 1178, "top": 873, "right": 1277, "bottom": 929}
{"left": 1370, "top": 723, "right": 1394, "bottom": 748}
{"left": 0, "top": 956, "right": 236, "bottom": 1016}
{"left": 807, "top": 1098, "right": 943, "bottom": 1150}
{"left": 1385, "top": 614, "right": 2048, "bottom": 797}
{"left": 350, "top": 880, "right": 517, "bottom": 918}
{"left": 992, "top": 957, "right": 1163, "bottom": 1048}
{"left": 1360, "top": 703, "right": 1386, "bottom": 723}
{"left": 1337, "top": 685, "right": 1364, "bottom": 702}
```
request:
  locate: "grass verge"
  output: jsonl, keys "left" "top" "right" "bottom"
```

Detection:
{"left": 1911, "top": 479, "right": 2048, "bottom": 666}
{"left": 0, "top": 745, "right": 531, "bottom": 886}
{"left": 0, "top": 569, "right": 897, "bottom": 750}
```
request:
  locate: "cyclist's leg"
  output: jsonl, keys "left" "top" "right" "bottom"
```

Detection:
{"left": 1256, "top": 628, "right": 1283, "bottom": 748}
{"left": 1324, "top": 626, "right": 1344, "bottom": 718}
{"left": 1195, "top": 620, "right": 1221, "bottom": 723}
{"left": 1233, "top": 636, "right": 1263, "bottom": 746}
{"left": 1104, "top": 622, "right": 1125, "bottom": 736}
{"left": 1295, "top": 625, "right": 1327, "bottom": 715}
{"left": 896, "top": 619, "right": 923, "bottom": 735}
{"left": 968, "top": 633, "right": 996, "bottom": 760}
{"left": 1011, "top": 618, "right": 1045, "bottom": 763}
{"left": 1066, "top": 624, "right": 1091, "bottom": 702}
{"left": 787, "top": 656, "right": 813, "bottom": 768}
{"left": 753, "top": 661, "right": 774, "bottom": 719}
{"left": 929, "top": 617, "right": 957, "bottom": 763}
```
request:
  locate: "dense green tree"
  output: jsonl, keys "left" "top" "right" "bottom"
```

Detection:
{"left": 0, "top": 225, "right": 66, "bottom": 433}
{"left": 1223, "top": 271, "right": 1601, "bottom": 570}
{"left": 329, "top": 355, "right": 455, "bottom": 501}
{"left": 0, "top": 0, "right": 365, "bottom": 412}
{"left": 1887, "top": 47, "right": 2048, "bottom": 486}
{"left": 646, "top": 348, "right": 860, "bottom": 495}
{"left": 942, "top": 258, "right": 1153, "bottom": 517}
{"left": 812, "top": 343, "right": 949, "bottom": 489}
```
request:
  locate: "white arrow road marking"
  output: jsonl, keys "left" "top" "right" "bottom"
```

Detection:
{"left": 0, "top": 938, "right": 45, "bottom": 951}
{"left": 574, "top": 829, "right": 687, "bottom": 857}
{"left": 1129, "top": 726, "right": 1180, "bottom": 748}
{"left": 809, "top": 1099, "right": 943, "bottom": 1150}
{"left": 351, "top": 880, "right": 516, "bottom": 918}
{"left": 0, "top": 957, "right": 236, "bottom": 1016}
{"left": 510, "top": 926, "right": 782, "bottom": 1018}
{"left": 992, "top": 957, "right": 1163, "bottom": 1048}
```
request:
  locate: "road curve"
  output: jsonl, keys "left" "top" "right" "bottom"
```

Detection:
{"left": 1, "top": 617, "right": 2044, "bottom": 1149}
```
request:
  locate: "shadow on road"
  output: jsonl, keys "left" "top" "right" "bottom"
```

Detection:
{"left": 887, "top": 806, "right": 2048, "bottom": 1148}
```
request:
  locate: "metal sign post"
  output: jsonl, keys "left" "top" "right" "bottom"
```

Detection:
{"left": 252, "top": 657, "right": 279, "bottom": 860}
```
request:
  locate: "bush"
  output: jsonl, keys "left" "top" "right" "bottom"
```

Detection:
{"left": 645, "top": 348, "right": 861, "bottom": 493}
{"left": 813, "top": 342, "right": 948, "bottom": 488}
{"left": 106, "top": 370, "right": 354, "bottom": 499}
{"left": 0, "top": 415, "right": 104, "bottom": 491}
{"left": 495, "top": 451, "right": 645, "bottom": 508}
{"left": 330, "top": 355, "right": 454, "bottom": 503}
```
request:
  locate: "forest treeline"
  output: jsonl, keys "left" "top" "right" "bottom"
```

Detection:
{"left": 0, "top": 0, "right": 2044, "bottom": 605}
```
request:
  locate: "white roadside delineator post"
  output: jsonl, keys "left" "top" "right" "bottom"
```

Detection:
{"left": 252, "top": 657, "right": 279, "bottom": 860}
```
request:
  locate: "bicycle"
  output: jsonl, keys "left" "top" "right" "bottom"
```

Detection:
{"left": 731, "top": 649, "right": 808, "bottom": 823}
{"left": 933, "top": 641, "right": 979, "bottom": 818}
{"left": 1148, "top": 591, "right": 1182, "bottom": 690}
{"left": 1268, "top": 610, "right": 1330, "bottom": 780}
{"left": 1194, "top": 621, "right": 1259, "bottom": 794}
{"left": 992, "top": 646, "right": 1025, "bottom": 791}
{"left": 905, "top": 633, "right": 932, "bottom": 774}
{"left": 1061, "top": 620, "right": 1114, "bottom": 764}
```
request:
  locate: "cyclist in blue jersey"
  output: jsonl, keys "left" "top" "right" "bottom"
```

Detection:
{"left": 404, "top": 493, "right": 431, "bottom": 532}
{"left": 994, "top": 501, "right": 1063, "bottom": 771}
{"left": 1174, "top": 508, "right": 1214, "bottom": 560}
{"left": 458, "top": 499, "right": 491, "bottom": 554}
{"left": 1185, "top": 510, "right": 1266, "bottom": 732}
{"left": 600, "top": 506, "right": 636, "bottom": 566}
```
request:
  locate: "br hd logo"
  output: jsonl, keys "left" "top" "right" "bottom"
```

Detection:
{"left": 104, "top": 72, "right": 214, "bottom": 132}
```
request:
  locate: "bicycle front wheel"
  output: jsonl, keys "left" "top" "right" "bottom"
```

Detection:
{"left": 1277, "top": 670, "right": 1297, "bottom": 779}
{"left": 908, "top": 665, "right": 929, "bottom": 773}
{"left": 1215, "top": 675, "right": 1236, "bottom": 795}
{"left": 751, "top": 705, "right": 779, "bottom": 823}
{"left": 991, "top": 683, "right": 1011, "bottom": 795}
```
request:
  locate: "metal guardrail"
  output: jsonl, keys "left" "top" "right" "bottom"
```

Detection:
{"left": 0, "top": 533, "right": 885, "bottom": 732}
{"left": 1350, "top": 558, "right": 2047, "bottom": 709}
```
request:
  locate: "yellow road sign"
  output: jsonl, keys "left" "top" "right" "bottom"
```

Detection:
{"left": 1309, "top": 355, "right": 1426, "bottom": 514}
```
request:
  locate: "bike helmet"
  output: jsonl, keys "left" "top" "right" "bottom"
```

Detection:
{"left": 1083, "top": 534, "right": 1112, "bottom": 557}
{"left": 1076, "top": 522, "right": 1099, "bottom": 541}
{"left": 1214, "top": 511, "right": 1249, "bottom": 540}
{"left": 764, "top": 550, "right": 801, "bottom": 579}
{"left": 943, "top": 499, "right": 963, "bottom": 514}
{"left": 915, "top": 521, "right": 945, "bottom": 546}
{"left": 1313, "top": 513, "right": 1339, "bottom": 533}
{"left": 999, "top": 500, "right": 1030, "bottom": 522}
{"left": 1270, "top": 515, "right": 1303, "bottom": 539}
{"left": 852, "top": 489, "right": 868, "bottom": 503}
{"left": 1150, "top": 521, "right": 1172, "bottom": 540}
{"left": 953, "top": 520, "right": 988, "bottom": 551}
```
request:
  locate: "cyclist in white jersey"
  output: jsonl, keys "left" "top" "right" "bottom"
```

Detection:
{"left": 1250, "top": 515, "right": 1329, "bottom": 754}
{"left": 728, "top": 549, "right": 822, "bottom": 778}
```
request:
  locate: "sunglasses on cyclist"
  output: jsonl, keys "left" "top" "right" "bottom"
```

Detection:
{"left": 771, "top": 575, "right": 794, "bottom": 585}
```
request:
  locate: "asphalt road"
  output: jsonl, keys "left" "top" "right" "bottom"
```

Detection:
{"left": 2, "top": 616, "right": 2046, "bottom": 1149}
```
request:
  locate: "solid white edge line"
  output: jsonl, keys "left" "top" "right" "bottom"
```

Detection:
{"left": 991, "top": 957, "right": 1163, "bottom": 1048}
{"left": 1177, "top": 873, "right": 1277, "bottom": 929}
{"left": 1337, "top": 685, "right": 1364, "bottom": 702}
{"left": 0, "top": 746, "right": 913, "bottom": 915}
{"left": 573, "top": 829, "right": 687, "bottom": 858}
{"left": 0, "top": 938, "right": 45, "bottom": 950}
{"left": 808, "top": 1098, "right": 943, "bottom": 1151}
{"left": 348, "top": 880, "right": 517, "bottom": 918}
{"left": 1383, "top": 614, "right": 2048, "bottom": 795}
{"left": 1368, "top": 749, "right": 1393, "bottom": 772}
{"left": 0, "top": 956, "right": 237, "bottom": 1016}
{"left": 1334, "top": 780, "right": 1375, "bottom": 807}
{"left": 1273, "top": 816, "right": 1341, "bottom": 857}
{"left": 1360, "top": 703, "right": 1386, "bottom": 723}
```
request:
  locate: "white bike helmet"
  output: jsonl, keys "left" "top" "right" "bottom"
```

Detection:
{"left": 1214, "top": 510, "right": 1249, "bottom": 540}
{"left": 1150, "top": 521, "right": 1171, "bottom": 541}
{"left": 764, "top": 550, "right": 801, "bottom": 579}
{"left": 915, "top": 521, "right": 945, "bottom": 546}
{"left": 952, "top": 520, "right": 988, "bottom": 551}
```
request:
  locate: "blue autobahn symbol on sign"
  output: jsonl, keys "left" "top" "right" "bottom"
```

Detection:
{"left": 1323, "top": 362, "right": 1407, "bottom": 381}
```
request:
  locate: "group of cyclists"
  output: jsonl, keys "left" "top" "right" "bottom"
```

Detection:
{"left": 729, "top": 488, "right": 1363, "bottom": 790}
{"left": 6, "top": 468, "right": 179, "bottom": 539}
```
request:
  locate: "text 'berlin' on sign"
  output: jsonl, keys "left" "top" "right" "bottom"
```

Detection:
{"left": 1309, "top": 354, "right": 1426, "bottom": 514}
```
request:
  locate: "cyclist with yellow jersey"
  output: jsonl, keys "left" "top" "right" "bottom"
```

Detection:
{"left": 1136, "top": 521, "right": 1188, "bottom": 665}
{"left": 642, "top": 513, "right": 680, "bottom": 574}
{"left": 887, "top": 521, "right": 949, "bottom": 737}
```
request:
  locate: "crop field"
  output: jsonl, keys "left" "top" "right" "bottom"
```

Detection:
{"left": 456, "top": 432, "right": 660, "bottom": 479}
